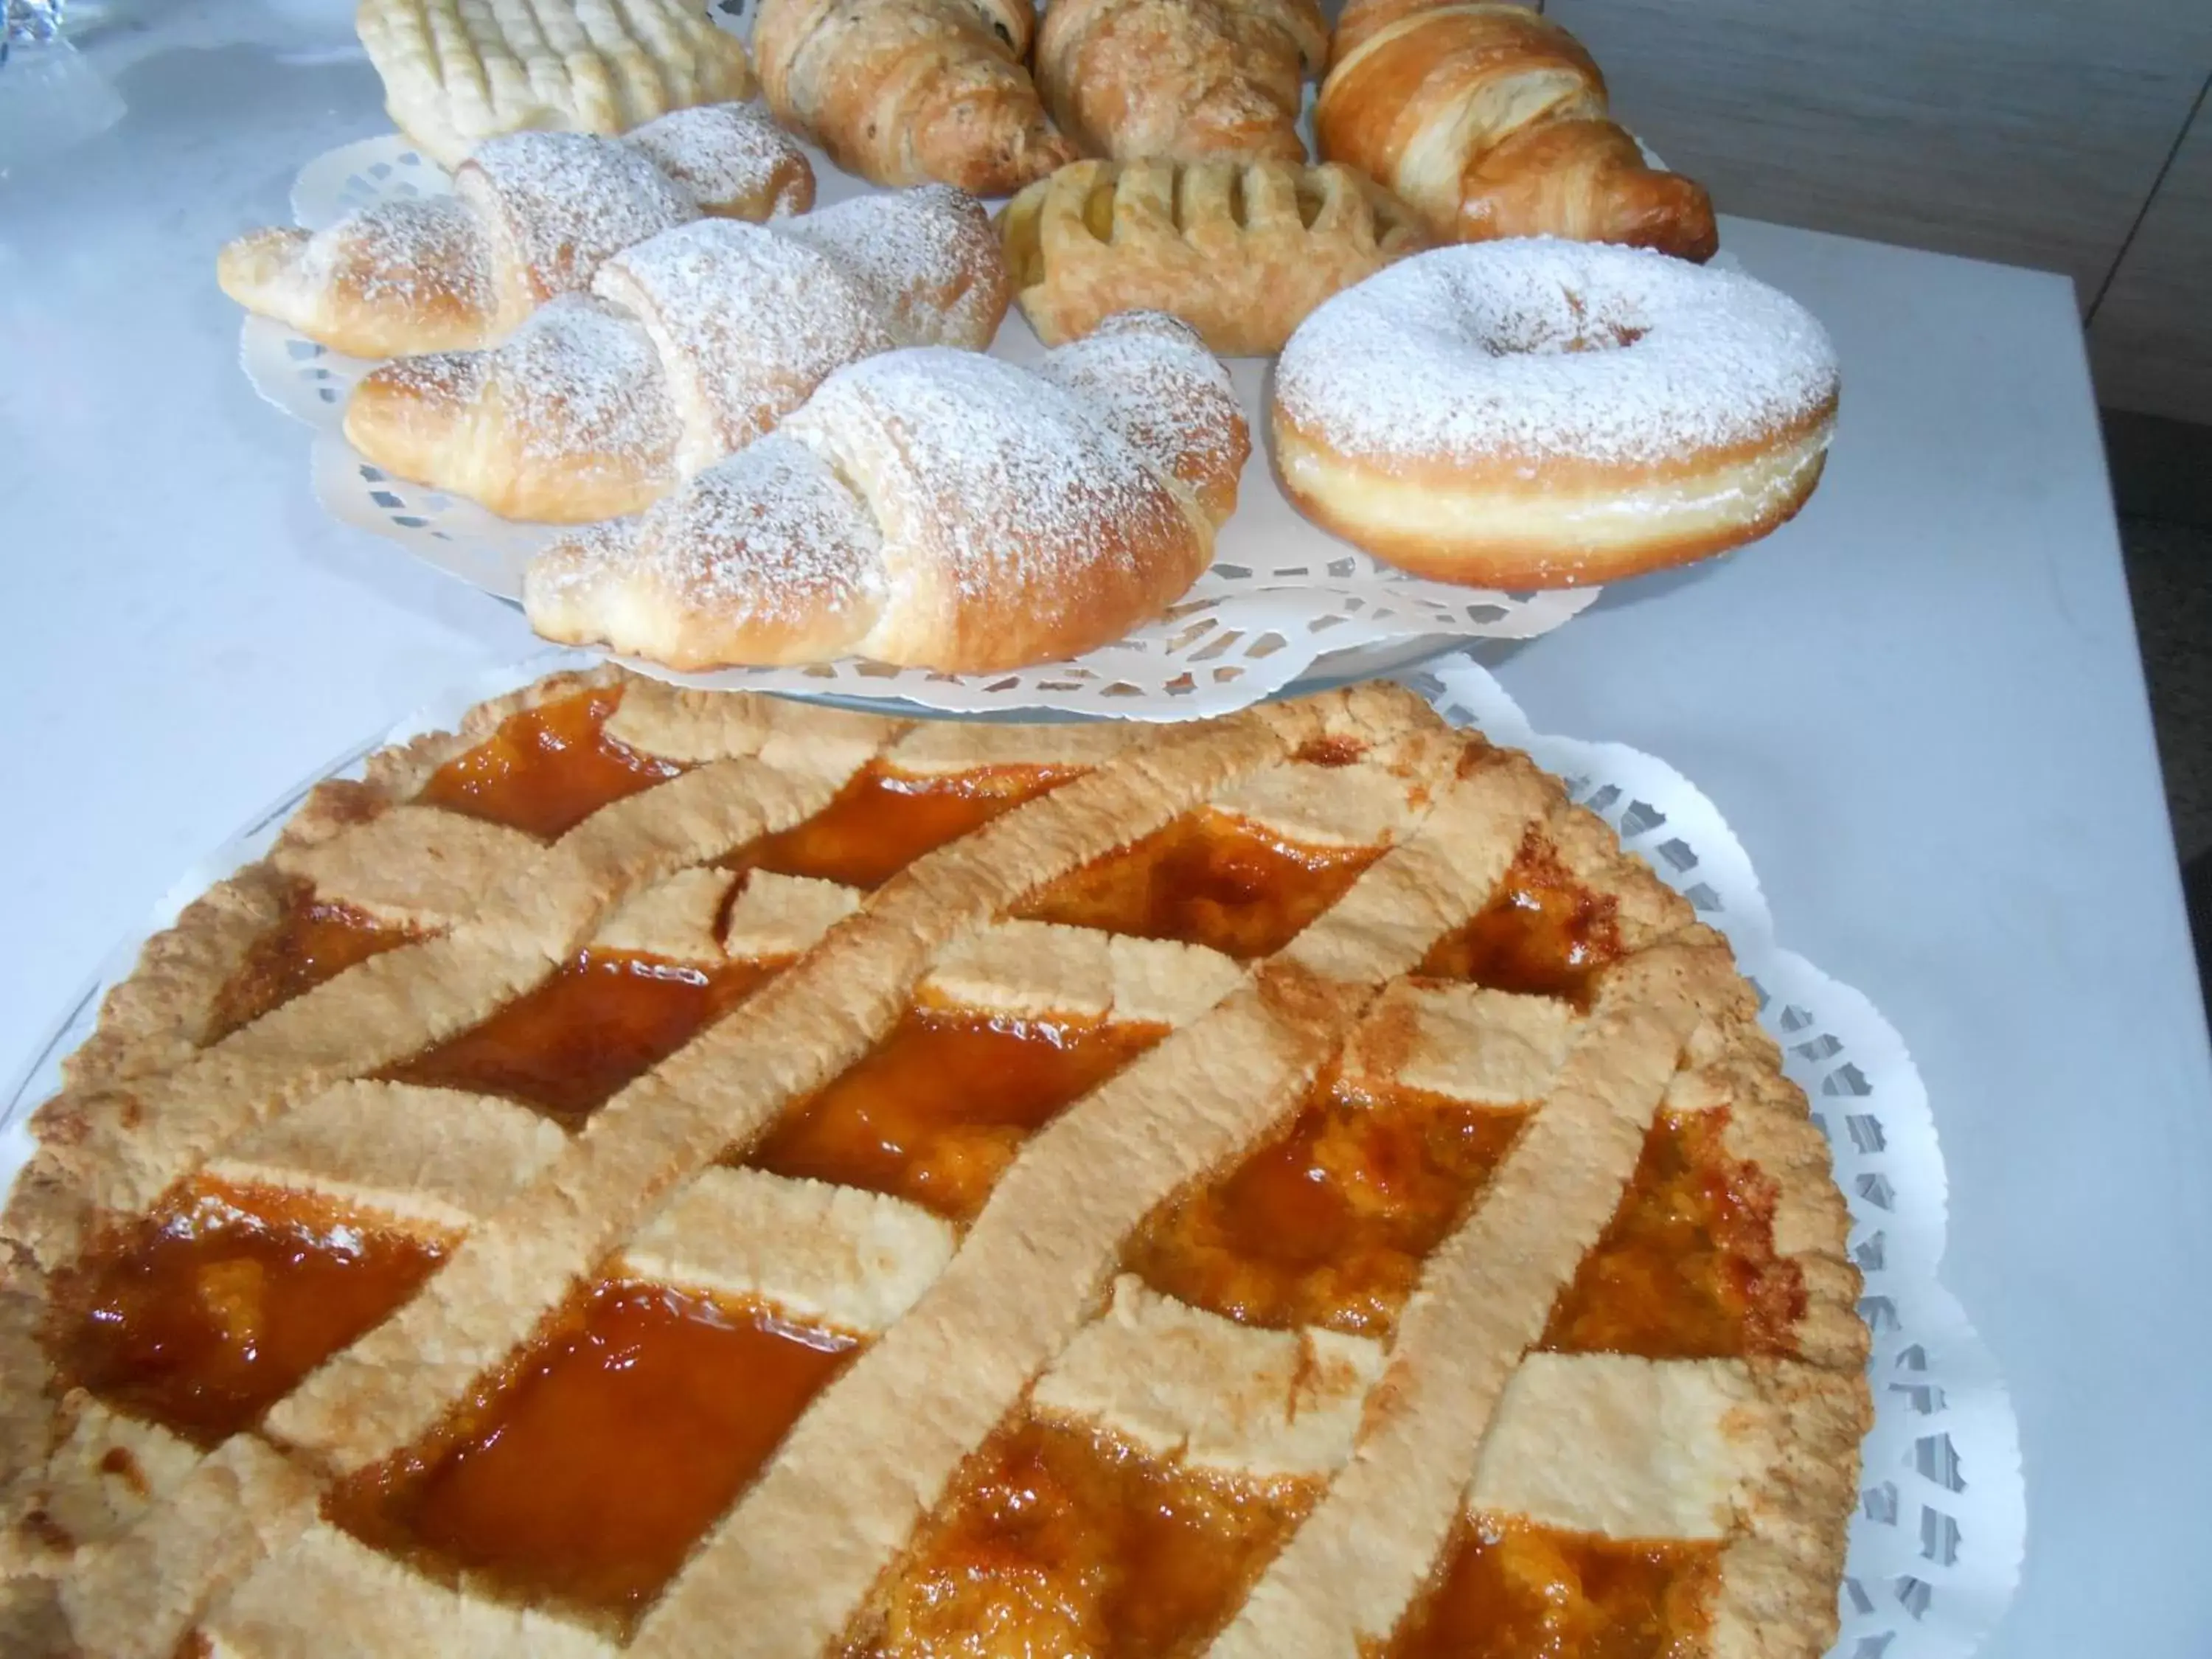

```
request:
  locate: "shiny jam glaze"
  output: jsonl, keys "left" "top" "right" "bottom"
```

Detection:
{"left": 414, "top": 687, "right": 682, "bottom": 841}
{"left": 1419, "top": 834, "right": 1622, "bottom": 1006}
{"left": 1125, "top": 1075, "right": 1527, "bottom": 1340}
{"left": 1015, "top": 808, "right": 1382, "bottom": 961}
{"left": 382, "top": 952, "right": 774, "bottom": 1127}
{"left": 336, "top": 1281, "right": 856, "bottom": 1627}
{"left": 48, "top": 1182, "right": 446, "bottom": 1447}
{"left": 1385, "top": 1513, "right": 1721, "bottom": 1659}
{"left": 204, "top": 884, "right": 419, "bottom": 1043}
{"left": 1543, "top": 1107, "right": 1805, "bottom": 1359}
{"left": 726, "top": 763, "right": 1076, "bottom": 891}
{"left": 748, "top": 1009, "right": 1165, "bottom": 1224}
{"left": 861, "top": 1413, "right": 1312, "bottom": 1659}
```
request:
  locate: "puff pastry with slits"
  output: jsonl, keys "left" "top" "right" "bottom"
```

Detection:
{"left": 1002, "top": 157, "right": 1430, "bottom": 355}
{"left": 358, "top": 0, "right": 758, "bottom": 168}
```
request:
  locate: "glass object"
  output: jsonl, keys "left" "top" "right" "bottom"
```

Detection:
{"left": 3, "top": 0, "right": 65, "bottom": 58}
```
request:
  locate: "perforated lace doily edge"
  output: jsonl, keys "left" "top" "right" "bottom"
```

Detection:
{"left": 0, "top": 650, "right": 2022, "bottom": 1658}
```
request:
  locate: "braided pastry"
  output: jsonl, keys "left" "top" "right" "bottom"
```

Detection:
{"left": 358, "top": 0, "right": 758, "bottom": 167}
{"left": 218, "top": 105, "right": 815, "bottom": 359}
{"left": 1317, "top": 0, "right": 1717, "bottom": 262}
{"left": 525, "top": 313, "right": 1248, "bottom": 672}
{"left": 1003, "top": 157, "right": 1429, "bottom": 355}
{"left": 1034, "top": 0, "right": 1326, "bottom": 162}
{"left": 344, "top": 187, "right": 1009, "bottom": 524}
{"left": 753, "top": 0, "right": 1075, "bottom": 195}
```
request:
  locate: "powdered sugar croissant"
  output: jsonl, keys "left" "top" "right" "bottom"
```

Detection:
{"left": 342, "top": 187, "right": 1009, "bottom": 524}
{"left": 218, "top": 105, "right": 814, "bottom": 360}
{"left": 524, "top": 313, "right": 1249, "bottom": 673}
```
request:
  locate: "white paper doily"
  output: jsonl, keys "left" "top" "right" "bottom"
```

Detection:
{"left": 238, "top": 133, "right": 1602, "bottom": 718}
{"left": 1, "top": 650, "right": 2023, "bottom": 1659}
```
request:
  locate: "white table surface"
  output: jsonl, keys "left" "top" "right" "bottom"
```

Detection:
{"left": 4, "top": 4, "right": 2211, "bottom": 1655}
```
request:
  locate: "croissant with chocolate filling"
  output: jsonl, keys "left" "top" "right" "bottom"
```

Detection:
{"left": 1317, "top": 0, "right": 1717, "bottom": 262}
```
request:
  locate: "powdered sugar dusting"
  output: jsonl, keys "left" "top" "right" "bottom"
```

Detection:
{"left": 530, "top": 432, "right": 884, "bottom": 661}
{"left": 1030, "top": 312, "right": 1245, "bottom": 509}
{"left": 302, "top": 196, "right": 493, "bottom": 317}
{"left": 775, "top": 186, "right": 1004, "bottom": 347}
{"left": 490, "top": 296, "right": 681, "bottom": 471}
{"left": 462, "top": 130, "right": 696, "bottom": 296}
{"left": 782, "top": 347, "right": 1194, "bottom": 661}
{"left": 529, "top": 333, "right": 1245, "bottom": 669}
{"left": 1276, "top": 239, "right": 1839, "bottom": 467}
{"left": 597, "top": 219, "right": 896, "bottom": 463}
{"left": 622, "top": 102, "right": 813, "bottom": 218}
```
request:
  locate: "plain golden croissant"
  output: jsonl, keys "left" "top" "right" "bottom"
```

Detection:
{"left": 1034, "top": 0, "right": 1326, "bottom": 162}
{"left": 1317, "top": 0, "right": 1717, "bottom": 262}
{"left": 524, "top": 313, "right": 1249, "bottom": 674}
{"left": 752, "top": 0, "right": 1077, "bottom": 195}
{"left": 218, "top": 105, "right": 815, "bottom": 359}
{"left": 344, "top": 187, "right": 1010, "bottom": 524}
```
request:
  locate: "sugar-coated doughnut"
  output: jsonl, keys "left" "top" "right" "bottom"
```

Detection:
{"left": 1270, "top": 238, "right": 1840, "bottom": 588}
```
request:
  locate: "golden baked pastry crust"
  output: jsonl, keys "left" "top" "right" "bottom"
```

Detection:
{"left": 0, "top": 672, "right": 1868, "bottom": 1657}
{"left": 357, "top": 0, "right": 758, "bottom": 169}
{"left": 1002, "top": 157, "right": 1431, "bottom": 356}
{"left": 1034, "top": 0, "right": 1328, "bottom": 164}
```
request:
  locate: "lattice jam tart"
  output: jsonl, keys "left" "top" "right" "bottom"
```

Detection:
{"left": 0, "top": 669, "right": 1871, "bottom": 1658}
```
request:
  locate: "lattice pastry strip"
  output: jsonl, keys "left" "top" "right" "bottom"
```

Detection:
{"left": 875, "top": 952, "right": 1859, "bottom": 1655}
{"left": 254, "top": 693, "right": 1320, "bottom": 1484}
{"left": 200, "top": 736, "right": 1442, "bottom": 1650}
{"left": 3, "top": 675, "right": 1868, "bottom": 1659}
{"left": 7, "top": 678, "right": 915, "bottom": 1645}
{"left": 630, "top": 749, "right": 1551, "bottom": 1653}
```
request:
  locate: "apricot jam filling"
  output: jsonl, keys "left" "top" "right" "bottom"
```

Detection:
{"left": 205, "top": 883, "right": 419, "bottom": 1043}
{"left": 1015, "top": 808, "right": 1382, "bottom": 961}
{"left": 860, "top": 1412, "right": 1312, "bottom": 1659}
{"left": 726, "top": 762, "right": 1076, "bottom": 890}
{"left": 747, "top": 1007, "right": 1164, "bottom": 1224}
{"left": 49, "top": 1181, "right": 446, "bottom": 1447}
{"left": 1124, "top": 1073, "right": 1526, "bottom": 1340}
{"left": 1385, "top": 1513, "right": 1721, "bottom": 1658}
{"left": 1543, "top": 1107, "right": 1805, "bottom": 1360}
{"left": 415, "top": 687, "right": 682, "bottom": 841}
{"left": 382, "top": 951, "right": 774, "bottom": 1127}
{"left": 334, "top": 1281, "right": 856, "bottom": 1627}
{"left": 1419, "top": 834, "right": 1622, "bottom": 1005}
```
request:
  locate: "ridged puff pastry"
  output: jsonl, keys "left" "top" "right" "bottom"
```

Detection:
{"left": 1317, "top": 0, "right": 1718, "bottom": 262}
{"left": 358, "top": 0, "right": 759, "bottom": 167}
{"left": 525, "top": 313, "right": 1248, "bottom": 673}
{"left": 343, "top": 187, "right": 1010, "bottom": 524}
{"left": 1002, "top": 157, "right": 1430, "bottom": 355}
{"left": 218, "top": 105, "right": 814, "bottom": 359}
